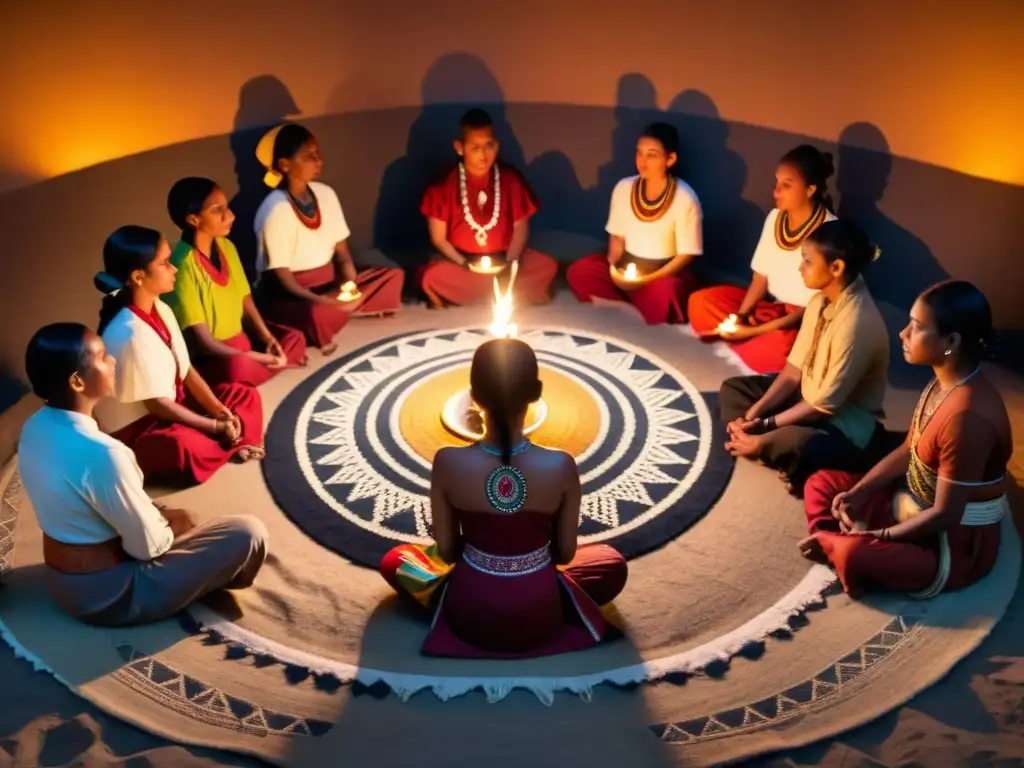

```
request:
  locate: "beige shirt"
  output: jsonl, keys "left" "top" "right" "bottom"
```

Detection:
{"left": 18, "top": 406, "right": 174, "bottom": 560}
{"left": 787, "top": 275, "right": 889, "bottom": 448}
{"left": 606, "top": 176, "right": 703, "bottom": 262}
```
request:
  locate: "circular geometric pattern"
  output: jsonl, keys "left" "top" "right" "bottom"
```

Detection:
{"left": 485, "top": 464, "right": 528, "bottom": 514}
{"left": 262, "top": 327, "right": 735, "bottom": 566}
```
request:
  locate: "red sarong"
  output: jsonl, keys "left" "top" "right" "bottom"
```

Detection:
{"left": 687, "top": 284, "right": 800, "bottom": 373}
{"left": 112, "top": 382, "right": 264, "bottom": 487}
{"left": 194, "top": 322, "right": 307, "bottom": 388}
{"left": 566, "top": 252, "right": 697, "bottom": 325}
{"left": 380, "top": 540, "right": 626, "bottom": 659}
{"left": 803, "top": 469, "right": 1001, "bottom": 598}
{"left": 417, "top": 248, "right": 557, "bottom": 308}
{"left": 258, "top": 263, "right": 404, "bottom": 348}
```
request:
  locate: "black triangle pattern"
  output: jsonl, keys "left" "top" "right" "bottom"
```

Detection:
{"left": 649, "top": 612, "right": 923, "bottom": 744}
{"left": 112, "top": 644, "right": 333, "bottom": 738}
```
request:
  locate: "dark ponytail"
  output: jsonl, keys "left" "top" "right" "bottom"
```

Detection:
{"left": 95, "top": 225, "right": 163, "bottom": 334}
{"left": 780, "top": 144, "right": 835, "bottom": 211}
{"left": 918, "top": 280, "right": 997, "bottom": 365}
{"left": 469, "top": 339, "right": 542, "bottom": 465}
{"left": 167, "top": 176, "right": 219, "bottom": 243}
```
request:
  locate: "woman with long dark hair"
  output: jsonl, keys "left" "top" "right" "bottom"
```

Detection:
{"left": 253, "top": 123, "right": 404, "bottom": 355}
{"left": 164, "top": 176, "right": 307, "bottom": 387}
{"left": 95, "top": 225, "right": 265, "bottom": 486}
{"left": 800, "top": 281, "right": 1010, "bottom": 597}
{"left": 17, "top": 321, "right": 268, "bottom": 625}
{"left": 379, "top": 338, "right": 628, "bottom": 658}
{"left": 689, "top": 144, "right": 836, "bottom": 372}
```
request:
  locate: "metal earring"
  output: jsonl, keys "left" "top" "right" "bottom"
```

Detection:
{"left": 944, "top": 349, "right": 952, "bottom": 356}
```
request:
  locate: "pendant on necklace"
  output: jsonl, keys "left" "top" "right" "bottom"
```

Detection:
{"left": 477, "top": 190, "right": 488, "bottom": 209}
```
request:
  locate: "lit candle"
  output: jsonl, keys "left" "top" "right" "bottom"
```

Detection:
{"left": 338, "top": 280, "right": 358, "bottom": 301}
{"left": 624, "top": 263, "right": 638, "bottom": 280}
{"left": 479, "top": 255, "right": 492, "bottom": 271}
{"left": 718, "top": 314, "right": 739, "bottom": 334}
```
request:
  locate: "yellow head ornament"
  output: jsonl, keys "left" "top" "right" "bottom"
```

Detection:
{"left": 255, "top": 124, "right": 287, "bottom": 188}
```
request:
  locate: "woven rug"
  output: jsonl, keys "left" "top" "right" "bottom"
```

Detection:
{"left": 1, "top": 301, "right": 1020, "bottom": 768}
{"left": 262, "top": 326, "right": 734, "bottom": 565}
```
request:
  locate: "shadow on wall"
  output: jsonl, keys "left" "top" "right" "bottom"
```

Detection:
{"left": 372, "top": 52, "right": 530, "bottom": 271}
{"left": 227, "top": 75, "right": 302, "bottom": 280}
{"left": 0, "top": 61, "right": 1021, "bottom": 392}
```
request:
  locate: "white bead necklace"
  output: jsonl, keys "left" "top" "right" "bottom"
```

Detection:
{"left": 459, "top": 162, "right": 501, "bottom": 247}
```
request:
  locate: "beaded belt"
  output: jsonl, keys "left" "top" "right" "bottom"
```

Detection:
{"left": 462, "top": 544, "right": 551, "bottom": 577}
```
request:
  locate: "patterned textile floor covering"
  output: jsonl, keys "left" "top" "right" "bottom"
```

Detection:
{"left": 0, "top": 300, "right": 1020, "bottom": 768}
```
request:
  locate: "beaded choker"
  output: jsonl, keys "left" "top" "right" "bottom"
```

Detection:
{"left": 774, "top": 204, "right": 826, "bottom": 251}
{"left": 288, "top": 188, "right": 322, "bottom": 230}
{"left": 630, "top": 176, "right": 677, "bottom": 223}
{"left": 193, "top": 241, "right": 230, "bottom": 287}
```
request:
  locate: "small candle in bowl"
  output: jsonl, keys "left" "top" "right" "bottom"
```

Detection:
{"left": 338, "top": 281, "right": 359, "bottom": 302}
{"left": 479, "top": 255, "right": 492, "bottom": 271}
{"left": 624, "top": 263, "right": 638, "bottom": 280}
{"left": 717, "top": 314, "right": 739, "bottom": 334}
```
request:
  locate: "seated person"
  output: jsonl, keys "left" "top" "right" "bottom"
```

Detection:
{"left": 800, "top": 281, "right": 1009, "bottom": 598}
{"left": 165, "top": 176, "right": 307, "bottom": 387}
{"left": 253, "top": 123, "right": 404, "bottom": 355}
{"left": 17, "top": 322, "right": 267, "bottom": 626}
{"left": 95, "top": 225, "right": 265, "bottom": 486}
{"left": 380, "top": 338, "right": 628, "bottom": 658}
{"left": 719, "top": 219, "right": 891, "bottom": 495}
{"left": 419, "top": 108, "right": 558, "bottom": 308}
{"left": 688, "top": 145, "right": 836, "bottom": 372}
{"left": 567, "top": 122, "right": 702, "bottom": 325}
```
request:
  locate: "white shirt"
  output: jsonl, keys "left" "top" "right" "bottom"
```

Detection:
{"left": 605, "top": 175, "right": 703, "bottom": 262}
{"left": 254, "top": 181, "right": 351, "bottom": 274}
{"left": 749, "top": 208, "right": 837, "bottom": 307}
{"left": 99, "top": 299, "right": 191, "bottom": 430}
{"left": 18, "top": 406, "right": 174, "bottom": 560}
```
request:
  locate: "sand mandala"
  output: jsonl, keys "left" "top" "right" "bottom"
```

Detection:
{"left": 261, "top": 327, "right": 735, "bottom": 566}
{"left": 0, "top": 308, "right": 1020, "bottom": 767}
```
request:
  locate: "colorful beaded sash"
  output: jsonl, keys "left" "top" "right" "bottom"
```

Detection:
{"left": 774, "top": 204, "right": 827, "bottom": 250}
{"left": 462, "top": 543, "right": 552, "bottom": 577}
{"left": 630, "top": 177, "right": 677, "bottom": 223}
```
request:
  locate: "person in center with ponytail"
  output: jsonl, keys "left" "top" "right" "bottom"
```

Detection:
{"left": 718, "top": 219, "right": 893, "bottom": 496}
{"left": 688, "top": 144, "right": 837, "bottom": 373}
{"left": 253, "top": 123, "right": 404, "bottom": 355}
{"left": 379, "top": 339, "right": 628, "bottom": 658}
{"left": 799, "top": 281, "right": 1009, "bottom": 598}
{"left": 164, "top": 176, "right": 308, "bottom": 387}
{"left": 95, "top": 225, "right": 265, "bottom": 487}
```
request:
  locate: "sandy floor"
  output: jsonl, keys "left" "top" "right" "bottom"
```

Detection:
{"left": 3, "top": 299, "right": 1024, "bottom": 767}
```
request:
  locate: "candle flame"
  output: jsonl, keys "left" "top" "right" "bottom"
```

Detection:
{"left": 489, "top": 285, "right": 517, "bottom": 338}
{"left": 624, "top": 263, "right": 637, "bottom": 280}
{"left": 479, "top": 255, "right": 492, "bottom": 271}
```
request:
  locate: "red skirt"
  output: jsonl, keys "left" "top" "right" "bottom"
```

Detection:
{"left": 687, "top": 285, "right": 799, "bottom": 373}
{"left": 803, "top": 469, "right": 1002, "bottom": 598}
{"left": 112, "top": 382, "right": 264, "bottom": 487}
{"left": 417, "top": 248, "right": 557, "bottom": 308}
{"left": 380, "top": 543, "right": 627, "bottom": 659}
{"left": 258, "top": 262, "right": 404, "bottom": 348}
{"left": 193, "top": 322, "right": 307, "bottom": 388}
{"left": 566, "top": 252, "right": 697, "bottom": 325}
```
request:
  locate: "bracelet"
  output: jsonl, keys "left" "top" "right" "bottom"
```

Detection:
{"left": 761, "top": 415, "right": 777, "bottom": 431}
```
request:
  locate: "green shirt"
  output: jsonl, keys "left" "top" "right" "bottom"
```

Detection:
{"left": 166, "top": 237, "right": 252, "bottom": 341}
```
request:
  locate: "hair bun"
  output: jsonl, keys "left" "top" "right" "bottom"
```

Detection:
{"left": 93, "top": 271, "right": 122, "bottom": 295}
{"left": 820, "top": 150, "right": 835, "bottom": 179}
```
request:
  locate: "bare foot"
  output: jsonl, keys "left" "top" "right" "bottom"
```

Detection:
{"left": 320, "top": 342, "right": 338, "bottom": 356}
{"left": 235, "top": 445, "right": 266, "bottom": 462}
{"left": 797, "top": 535, "right": 829, "bottom": 565}
{"left": 298, "top": 354, "right": 309, "bottom": 367}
